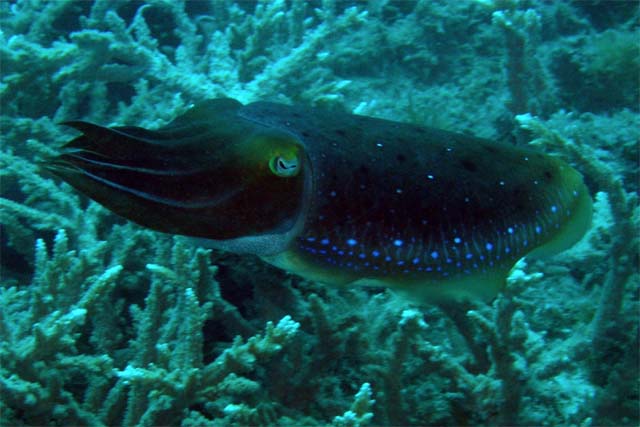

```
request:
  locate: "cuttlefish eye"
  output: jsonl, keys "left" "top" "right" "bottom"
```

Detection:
{"left": 269, "top": 154, "right": 300, "bottom": 177}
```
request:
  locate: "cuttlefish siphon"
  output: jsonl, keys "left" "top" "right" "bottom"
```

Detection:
{"left": 44, "top": 98, "right": 592, "bottom": 302}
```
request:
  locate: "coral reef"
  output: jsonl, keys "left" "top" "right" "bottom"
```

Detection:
{"left": 1, "top": 0, "right": 638, "bottom": 426}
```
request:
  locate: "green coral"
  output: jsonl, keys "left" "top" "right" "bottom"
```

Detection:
{"left": 578, "top": 29, "right": 640, "bottom": 109}
{"left": 580, "top": 29, "right": 640, "bottom": 80}
{"left": 0, "top": 229, "right": 306, "bottom": 426}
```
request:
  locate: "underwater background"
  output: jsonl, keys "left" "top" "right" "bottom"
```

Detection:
{"left": 0, "top": 0, "right": 638, "bottom": 426}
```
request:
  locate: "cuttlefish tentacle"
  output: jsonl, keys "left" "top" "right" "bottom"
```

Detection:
{"left": 43, "top": 98, "right": 592, "bottom": 302}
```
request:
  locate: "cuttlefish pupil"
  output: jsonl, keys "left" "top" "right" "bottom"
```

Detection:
{"left": 270, "top": 156, "right": 299, "bottom": 177}
{"left": 43, "top": 98, "right": 592, "bottom": 303}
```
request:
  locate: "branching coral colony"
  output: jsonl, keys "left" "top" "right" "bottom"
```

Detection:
{"left": 1, "top": 0, "right": 638, "bottom": 426}
{"left": 0, "top": 228, "right": 374, "bottom": 426}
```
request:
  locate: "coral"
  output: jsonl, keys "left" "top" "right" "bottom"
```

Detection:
{"left": 332, "top": 383, "right": 375, "bottom": 427}
{"left": 550, "top": 24, "right": 639, "bottom": 113}
{"left": 577, "top": 29, "right": 640, "bottom": 110}
{"left": 0, "top": 229, "right": 122, "bottom": 425}
{"left": 0, "top": 229, "right": 303, "bottom": 426}
{"left": 516, "top": 112, "right": 639, "bottom": 425}
{"left": 492, "top": 6, "right": 550, "bottom": 117}
{"left": 580, "top": 29, "right": 640, "bottom": 78}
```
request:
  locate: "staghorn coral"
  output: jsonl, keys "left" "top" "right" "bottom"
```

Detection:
{"left": 332, "top": 382, "right": 375, "bottom": 427}
{"left": 0, "top": 228, "right": 308, "bottom": 426}
{"left": 516, "top": 111, "right": 639, "bottom": 425}
{"left": 0, "top": 229, "right": 121, "bottom": 425}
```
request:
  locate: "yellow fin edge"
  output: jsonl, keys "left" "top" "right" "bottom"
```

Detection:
{"left": 264, "top": 250, "right": 513, "bottom": 304}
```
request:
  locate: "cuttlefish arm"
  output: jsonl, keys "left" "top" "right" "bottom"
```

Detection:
{"left": 43, "top": 98, "right": 592, "bottom": 302}
{"left": 44, "top": 98, "right": 310, "bottom": 254}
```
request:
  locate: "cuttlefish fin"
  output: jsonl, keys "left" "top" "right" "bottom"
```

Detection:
{"left": 166, "top": 98, "right": 243, "bottom": 126}
{"left": 269, "top": 249, "right": 512, "bottom": 303}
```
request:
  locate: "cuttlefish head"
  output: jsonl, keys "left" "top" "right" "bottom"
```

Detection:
{"left": 43, "top": 100, "right": 309, "bottom": 254}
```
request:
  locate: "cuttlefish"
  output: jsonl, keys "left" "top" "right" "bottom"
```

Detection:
{"left": 44, "top": 98, "right": 592, "bottom": 302}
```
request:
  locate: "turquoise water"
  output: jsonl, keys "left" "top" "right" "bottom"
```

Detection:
{"left": 1, "top": 1, "right": 638, "bottom": 426}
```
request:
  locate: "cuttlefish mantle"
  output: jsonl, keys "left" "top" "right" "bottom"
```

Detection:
{"left": 43, "top": 98, "right": 593, "bottom": 303}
